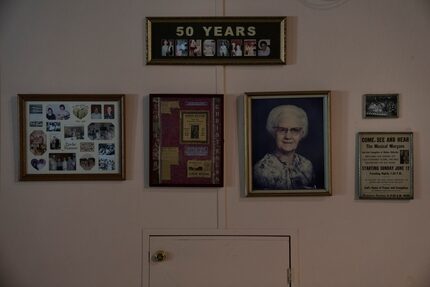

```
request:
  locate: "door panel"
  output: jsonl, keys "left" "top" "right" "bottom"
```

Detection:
{"left": 149, "top": 235, "right": 290, "bottom": 287}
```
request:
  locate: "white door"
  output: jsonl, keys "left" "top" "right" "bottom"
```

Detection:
{"left": 149, "top": 235, "right": 291, "bottom": 287}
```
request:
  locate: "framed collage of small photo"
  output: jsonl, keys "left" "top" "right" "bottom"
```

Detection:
{"left": 19, "top": 94, "right": 125, "bottom": 181}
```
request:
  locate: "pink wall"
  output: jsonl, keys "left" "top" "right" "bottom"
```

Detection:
{"left": 1, "top": 0, "right": 430, "bottom": 286}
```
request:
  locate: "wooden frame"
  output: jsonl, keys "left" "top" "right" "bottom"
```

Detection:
{"left": 18, "top": 94, "right": 125, "bottom": 180}
{"left": 245, "top": 91, "right": 331, "bottom": 196}
{"left": 357, "top": 132, "right": 413, "bottom": 199}
{"left": 149, "top": 94, "right": 223, "bottom": 187}
{"left": 146, "top": 17, "right": 286, "bottom": 65}
{"left": 363, "top": 94, "right": 399, "bottom": 118}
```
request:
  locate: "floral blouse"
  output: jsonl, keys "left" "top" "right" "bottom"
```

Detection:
{"left": 253, "top": 153, "right": 315, "bottom": 190}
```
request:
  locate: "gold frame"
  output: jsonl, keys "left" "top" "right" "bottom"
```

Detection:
{"left": 18, "top": 94, "right": 126, "bottom": 181}
{"left": 244, "top": 91, "right": 331, "bottom": 196}
{"left": 146, "top": 16, "right": 286, "bottom": 65}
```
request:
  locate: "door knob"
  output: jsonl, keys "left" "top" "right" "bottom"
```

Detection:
{"left": 152, "top": 250, "right": 167, "bottom": 262}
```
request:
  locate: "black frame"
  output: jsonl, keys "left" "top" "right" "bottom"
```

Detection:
{"left": 146, "top": 17, "right": 286, "bottom": 65}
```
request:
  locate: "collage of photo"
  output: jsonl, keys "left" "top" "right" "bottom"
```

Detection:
{"left": 161, "top": 39, "right": 271, "bottom": 57}
{"left": 26, "top": 102, "right": 119, "bottom": 173}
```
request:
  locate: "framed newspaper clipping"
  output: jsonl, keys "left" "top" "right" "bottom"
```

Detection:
{"left": 150, "top": 94, "right": 224, "bottom": 187}
{"left": 146, "top": 17, "right": 286, "bottom": 65}
{"left": 19, "top": 94, "right": 125, "bottom": 181}
{"left": 357, "top": 132, "right": 413, "bottom": 199}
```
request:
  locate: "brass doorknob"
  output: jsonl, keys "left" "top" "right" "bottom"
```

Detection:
{"left": 153, "top": 250, "right": 167, "bottom": 262}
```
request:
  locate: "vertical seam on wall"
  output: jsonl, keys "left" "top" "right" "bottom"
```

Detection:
{"left": 222, "top": 0, "right": 228, "bottom": 230}
{"left": 215, "top": 0, "right": 228, "bottom": 230}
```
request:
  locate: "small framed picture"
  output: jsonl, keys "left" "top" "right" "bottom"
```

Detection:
{"left": 363, "top": 94, "right": 399, "bottom": 118}
{"left": 19, "top": 94, "right": 125, "bottom": 180}
{"left": 149, "top": 94, "right": 224, "bottom": 187}
{"left": 357, "top": 132, "right": 413, "bottom": 199}
{"left": 244, "top": 91, "right": 331, "bottom": 196}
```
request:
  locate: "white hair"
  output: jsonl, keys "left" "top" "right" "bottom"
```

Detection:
{"left": 266, "top": 105, "right": 308, "bottom": 137}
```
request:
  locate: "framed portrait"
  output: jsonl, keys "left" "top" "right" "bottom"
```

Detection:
{"left": 357, "top": 132, "right": 413, "bottom": 199}
{"left": 146, "top": 17, "right": 286, "bottom": 65}
{"left": 244, "top": 91, "right": 331, "bottom": 196}
{"left": 150, "top": 94, "right": 223, "bottom": 187}
{"left": 18, "top": 94, "right": 125, "bottom": 180}
{"left": 363, "top": 94, "right": 399, "bottom": 118}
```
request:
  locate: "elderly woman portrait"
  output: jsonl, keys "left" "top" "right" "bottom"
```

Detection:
{"left": 253, "top": 105, "right": 315, "bottom": 190}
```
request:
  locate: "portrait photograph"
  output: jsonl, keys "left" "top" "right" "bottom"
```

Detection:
{"left": 244, "top": 91, "right": 331, "bottom": 196}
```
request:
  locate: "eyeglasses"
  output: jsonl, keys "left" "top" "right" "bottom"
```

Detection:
{"left": 274, "top": 127, "right": 303, "bottom": 136}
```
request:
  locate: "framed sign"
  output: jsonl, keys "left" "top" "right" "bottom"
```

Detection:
{"left": 150, "top": 94, "right": 223, "bottom": 187}
{"left": 363, "top": 94, "right": 399, "bottom": 118}
{"left": 19, "top": 94, "right": 125, "bottom": 181}
{"left": 357, "top": 132, "right": 413, "bottom": 199}
{"left": 245, "top": 91, "right": 331, "bottom": 196}
{"left": 146, "top": 17, "right": 286, "bottom": 65}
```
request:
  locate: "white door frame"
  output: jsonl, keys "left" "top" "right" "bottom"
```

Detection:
{"left": 141, "top": 228, "right": 300, "bottom": 287}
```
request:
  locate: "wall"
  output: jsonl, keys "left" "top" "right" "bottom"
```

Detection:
{"left": 1, "top": 0, "right": 430, "bottom": 286}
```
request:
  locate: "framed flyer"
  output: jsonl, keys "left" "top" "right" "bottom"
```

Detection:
{"left": 150, "top": 94, "right": 223, "bottom": 187}
{"left": 146, "top": 17, "right": 286, "bottom": 65}
{"left": 363, "top": 94, "right": 399, "bottom": 118}
{"left": 244, "top": 91, "right": 331, "bottom": 196}
{"left": 19, "top": 94, "right": 125, "bottom": 181}
{"left": 357, "top": 132, "right": 413, "bottom": 199}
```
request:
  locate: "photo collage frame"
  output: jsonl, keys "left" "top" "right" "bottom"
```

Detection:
{"left": 19, "top": 94, "right": 125, "bottom": 180}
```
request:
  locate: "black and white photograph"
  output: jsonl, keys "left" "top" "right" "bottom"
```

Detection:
{"left": 88, "top": 123, "right": 115, "bottom": 140}
{"left": 46, "top": 122, "right": 61, "bottom": 132}
{"left": 161, "top": 39, "right": 174, "bottom": 56}
{"left": 30, "top": 121, "right": 43, "bottom": 127}
{"left": 98, "top": 142, "right": 116, "bottom": 171}
{"left": 49, "top": 135, "right": 61, "bottom": 150}
{"left": 217, "top": 40, "right": 230, "bottom": 56}
{"left": 64, "top": 126, "right": 85, "bottom": 140}
{"left": 363, "top": 94, "right": 399, "bottom": 118}
{"left": 245, "top": 91, "right": 331, "bottom": 196}
{"left": 48, "top": 153, "right": 76, "bottom": 171}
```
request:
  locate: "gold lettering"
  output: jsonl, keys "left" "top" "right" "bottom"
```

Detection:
{"left": 202, "top": 26, "right": 212, "bottom": 37}
{"left": 214, "top": 26, "right": 222, "bottom": 36}
{"left": 224, "top": 26, "right": 234, "bottom": 36}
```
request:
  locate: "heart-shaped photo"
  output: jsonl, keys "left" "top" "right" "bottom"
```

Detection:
{"left": 72, "top": 105, "right": 89, "bottom": 120}
{"left": 79, "top": 154, "right": 96, "bottom": 170}
{"left": 31, "top": 158, "right": 46, "bottom": 170}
